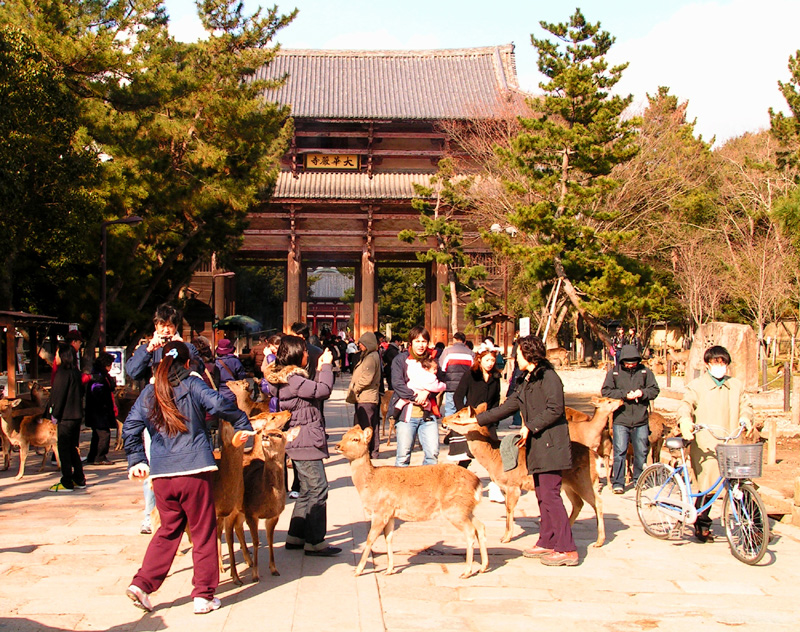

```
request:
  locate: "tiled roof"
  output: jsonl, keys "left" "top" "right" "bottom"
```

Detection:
{"left": 255, "top": 45, "right": 520, "bottom": 120}
{"left": 274, "top": 171, "right": 435, "bottom": 200}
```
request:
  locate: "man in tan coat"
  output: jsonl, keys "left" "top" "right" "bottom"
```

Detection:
{"left": 678, "top": 345, "right": 754, "bottom": 542}
{"left": 347, "top": 332, "right": 382, "bottom": 458}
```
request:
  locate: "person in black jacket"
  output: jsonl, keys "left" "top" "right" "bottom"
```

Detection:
{"left": 475, "top": 335, "right": 578, "bottom": 567}
{"left": 601, "top": 344, "right": 660, "bottom": 493}
{"left": 48, "top": 343, "right": 86, "bottom": 492}
{"left": 85, "top": 352, "right": 117, "bottom": 465}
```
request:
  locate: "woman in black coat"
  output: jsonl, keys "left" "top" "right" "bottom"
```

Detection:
{"left": 85, "top": 352, "right": 117, "bottom": 465}
{"left": 48, "top": 343, "right": 87, "bottom": 492}
{"left": 476, "top": 335, "right": 578, "bottom": 566}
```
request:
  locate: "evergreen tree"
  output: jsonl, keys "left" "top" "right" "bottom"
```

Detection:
{"left": 399, "top": 158, "right": 486, "bottom": 337}
{"left": 490, "top": 9, "right": 640, "bottom": 347}
{"left": 0, "top": 25, "right": 99, "bottom": 312}
{"left": 1, "top": 1, "right": 295, "bottom": 350}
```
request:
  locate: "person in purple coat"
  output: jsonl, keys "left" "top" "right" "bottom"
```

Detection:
{"left": 263, "top": 335, "right": 340, "bottom": 557}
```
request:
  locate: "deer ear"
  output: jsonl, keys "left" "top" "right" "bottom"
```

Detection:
{"left": 474, "top": 402, "right": 487, "bottom": 415}
{"left": 250, "top": 417, "right": 268, "bottom": 433}
{"left": 11, "top": 399, "right": 22, "bottom": 408}
{"left": 285, "top": 426, "right": 300, "bottom": 442}
{"left": 363, "top": 426, "right": 373, "bottom": 442}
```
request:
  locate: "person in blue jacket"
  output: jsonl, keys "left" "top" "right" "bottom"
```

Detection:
{"left": 126, "top": 303, "right": 199, "bottom": 382}
{"left": 122, "top": 341, "right": 252, "bottom": 615}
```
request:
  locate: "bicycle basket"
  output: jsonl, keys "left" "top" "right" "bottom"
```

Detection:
{"left": 715, "top": 443, "right": 763, "bottom": 479}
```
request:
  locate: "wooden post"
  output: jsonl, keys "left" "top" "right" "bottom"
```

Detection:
{"left": 284, "top": 249, "right": 302, "bottom": 331}
{"left": 767, "top": 418, "right": 777, "bottom": 466}
{"left": 666, "top": 359, "right": 672, "bottom": 388}
{"left": 784, "top": 362, "right": 791, "bottom": 413}
{"left": 358, "top": 247, "right": 376, "bottom": 339}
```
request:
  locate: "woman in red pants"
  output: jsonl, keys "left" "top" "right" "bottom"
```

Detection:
{"left": 122, "top": 341, "right": 252, "bottom": 615}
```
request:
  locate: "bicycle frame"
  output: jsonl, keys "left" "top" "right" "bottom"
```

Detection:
{"left": 670, "top": 461, "right": 726, "bottom": 525}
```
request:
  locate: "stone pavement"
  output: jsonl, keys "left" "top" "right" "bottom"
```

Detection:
{"left": 2, "top": 376, "right": 799, "bottom": 632}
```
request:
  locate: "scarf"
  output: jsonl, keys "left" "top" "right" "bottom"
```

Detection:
{"left": 168, "top": 364, "right": 191, "bottom": 387}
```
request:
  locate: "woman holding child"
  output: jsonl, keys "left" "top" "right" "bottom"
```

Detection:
{"left": 390, "top": 326, "right": 444, "bottom": 467}
{"left": 475, "top": 335, "right": 578, "bottom": 567}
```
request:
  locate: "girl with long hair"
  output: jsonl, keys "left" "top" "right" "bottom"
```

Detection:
{"left": 122, "top": 341, "right": 253, "bottom": 615}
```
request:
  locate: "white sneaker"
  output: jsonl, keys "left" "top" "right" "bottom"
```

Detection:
{"left": 288, "top": 491, "right": 299, "bottom": 499}
{"left": 487, "top": 481, "right": 505, "bottom": 504}
{"left": 194, "top": 596, "right": 221, "bottom": 614}
{"left": 126, "top": 585, "right": 153, "bottom": 612}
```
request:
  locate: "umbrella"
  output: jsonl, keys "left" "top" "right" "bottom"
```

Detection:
{"left": 213, "top": 315, "right": 263, "bottom": 333}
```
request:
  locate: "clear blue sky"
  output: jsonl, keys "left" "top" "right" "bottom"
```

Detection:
{"left": 165, "top": 0, "right": 800, "bottom": 144}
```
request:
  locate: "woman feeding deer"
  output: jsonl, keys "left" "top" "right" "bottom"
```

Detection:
{"left": 473, "top": 335, "right": 579, "bottom": 566}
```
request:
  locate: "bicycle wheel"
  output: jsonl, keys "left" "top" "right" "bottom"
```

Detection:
{"left": 636, "top": 463, "right": 687, "bottom": 539}
{"left": 722, "top": 481, "right": 769, "bottom": 565}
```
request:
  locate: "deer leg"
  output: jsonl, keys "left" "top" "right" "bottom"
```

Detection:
{"left": 385, "top": 418, "right": 395, "bottom": 447}
{"left": 15, "top": 442, "right": 28, "bottom": 480}
{"left": 224, "top": 515, "right": 243, "bottom": 585}
{"left": 1, "top": 435, "right": 10, "bottom": 470}
{"left": 501, "top": 486, "right": 521, "bottom": 543}
{"left": 235, "top": 514, "right": 253, "bottom": 568}
{"left": 265, "top": 515, "right": 280, "bottom": 577}
{"left": 474, "top": 517, "right": 488, "bottom": 574}
{"left": 115, "top": 420, "right": 124, "bottom": 452}
{"left": 38, "top": 445, "right": 49, "bottom": 473}
{"left": 446, "top": 512, "right": 477, "bottom": 578}
{"left": 216, "top": 520, "right": 226, "bottom": 574}
{"left": 355, "top": 517, "right": 389, "bottom": 576}
{"left": 245, "top": 515, "right": 261, "bottom": 582}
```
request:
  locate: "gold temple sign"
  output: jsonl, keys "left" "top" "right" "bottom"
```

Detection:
{"left": 304, "top": 153, "right": 360, "bottom": 170}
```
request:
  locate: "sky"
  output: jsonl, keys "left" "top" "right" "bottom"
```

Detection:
{"left": 164, "top": 0, "right": 800, "bottom": 145}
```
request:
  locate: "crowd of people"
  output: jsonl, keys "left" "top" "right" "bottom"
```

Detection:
{"left": 32, "top": 304, "right": 754, "bottom": 614}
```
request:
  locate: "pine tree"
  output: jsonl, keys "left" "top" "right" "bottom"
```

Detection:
{"left": 488, "top": 10, "right": 640, "bottom": 346}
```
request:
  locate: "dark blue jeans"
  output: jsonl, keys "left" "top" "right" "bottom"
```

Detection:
{"left": 611, "top": 423, "right": 649, "bottom": 489}
{"left": 286, "top": 459, "right": 329, "bottom": 550}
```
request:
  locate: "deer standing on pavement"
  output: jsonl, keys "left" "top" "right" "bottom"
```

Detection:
{"left": 442, "top": 406, "right": 605, "bottom": 547}
{"left": 565, "top": 396, "right": 623, "bottom": 491}
{"left": 0, "top": 398, "right": 59, "bottom": 480}
{"left": 336, "top": 425, "right": 488, "bottom": 578}
{"left": 232, "top": 410, "right": 294, "bottom": 581}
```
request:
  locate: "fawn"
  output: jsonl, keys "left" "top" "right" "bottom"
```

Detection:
{"left": 336, "top": 425, "right": 488, "bottom": 578}
{"left": 442, "top": 406, "right": 605, "bottom": 547}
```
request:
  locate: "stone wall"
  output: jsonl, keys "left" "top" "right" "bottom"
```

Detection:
{"left": 688, "top": 322, "right": 759, "bottom": 391}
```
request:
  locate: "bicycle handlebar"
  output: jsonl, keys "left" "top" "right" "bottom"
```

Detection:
{"left": 692, "top": 420, "right": 746, "bottom": 443}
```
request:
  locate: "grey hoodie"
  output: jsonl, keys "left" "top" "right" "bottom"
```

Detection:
{"left": 348, "top": 332, "right": 381, "bottom": 405}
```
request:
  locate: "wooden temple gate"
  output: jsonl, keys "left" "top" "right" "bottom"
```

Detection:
{"left": 204, "top": 45, "right": 523, "bottom": 343}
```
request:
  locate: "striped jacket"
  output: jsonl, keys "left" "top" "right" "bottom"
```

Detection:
{"left": 438, "top": 342, "right": 474, "bottom": 392}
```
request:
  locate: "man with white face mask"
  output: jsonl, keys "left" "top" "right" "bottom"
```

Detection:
{"left": 678, "top": 345, "right": 754, "bottom": 543}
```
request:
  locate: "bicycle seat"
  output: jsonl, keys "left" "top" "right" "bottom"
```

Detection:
{"left": 665, "top": 437, "right": 689, "bottom": 450}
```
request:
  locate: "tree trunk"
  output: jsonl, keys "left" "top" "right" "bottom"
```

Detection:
{"left": 554, "top": 256, "right": 612, "bottom": 348}
{"left": 448, "top": 270, "right": 458, "bottom": 338}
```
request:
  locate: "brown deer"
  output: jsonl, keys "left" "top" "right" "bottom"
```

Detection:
{"left": 667, "top": 349, "right": 689, "bottom": 376}
{"left": 232, "top": 411, "right": 295, "bottom": 581}
{"left": 113, "top": 386, "right": 138, "bottom": 451}
{"left": 336, "top": 425, "right": 488, "bottom": 578}
{"left": 564, "top": 397, "right": 623, "bottom": 453}
{"left": 442, "top": 407, "right": 605, "bottom": 547}
{"left": 379, "top": 389, "right": 394, "bottom": 442}
{"left": 0, "top": 398, "right": 59, "bottom": 479}
{"left": 226, "top": 379, "right": 271, "bottom": 418}
{"left": 546, "top": 347, "right": 569, "bottom": 368}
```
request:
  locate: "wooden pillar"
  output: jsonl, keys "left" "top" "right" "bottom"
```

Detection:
{"left": 4, "top": 321, "right": 16, "bottom": 398}
{"left": 426, "top": 261, "right": 448, "bottom": 345}
{"left": 284, "top": 249, "right": 302, "bottom": 332}
{"left": 358, "top": 247, "right": 377, "bottom": 338}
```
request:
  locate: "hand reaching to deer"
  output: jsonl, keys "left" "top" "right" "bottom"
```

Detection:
{"left": 515, "top": 424, "right": 529, "bottom": 446}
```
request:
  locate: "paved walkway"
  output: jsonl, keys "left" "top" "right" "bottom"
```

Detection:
{"left": 2, "top": 376, "right": 799, "bottom": 632}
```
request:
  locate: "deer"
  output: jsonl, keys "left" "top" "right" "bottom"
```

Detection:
{"left": 546, "top": 347, "right": 569, "bottom": 368}
{"left": 565, "top": 397, "right": 623, "bottom": 492}
{"left": 336, "top": 425, "right": 488, "bottom": 578}
{"left": 0, "top": 398, "right": 60, "bottom": 479}
{"left": 231, "top": 410, "right": 294, "bottom": 581}
{"left": 113, "top": 386, "right": 138, "bottom": 451}
{"left": 442, "top": 406, "right": 605, "bottom": 547}
{"left": 226, "top": 379, "right": 271, "bottom": 418}
{"left": 380, "top": 389, "right": 394, "bottom": 442}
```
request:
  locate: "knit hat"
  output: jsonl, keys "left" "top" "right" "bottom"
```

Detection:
{"left": 216, "top": 338, "right": 235, "bottom": 356}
